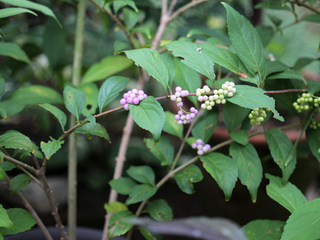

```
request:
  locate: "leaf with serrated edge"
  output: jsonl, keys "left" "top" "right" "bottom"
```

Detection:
{"left": 109, "top": 177, "right": 137, "bottom": 195}
{"left": 126, "top": 184, "right": 157, "bottom": 205}
{"left": 127, "top": 165, "right": 155, "bottom": 185}
{"left": 174, "top": 164, "right": 203, "bottom": 194}
{"left": 0, "top": 205, "right": 12, "bottom": 228}
{"left": 147, "top": 199, "right": 173, "bottom": 222}
{"left": 9, "top": 174, "right": 31, "bottom": 195}
{"left": 108, "top": 210, "right": 136, "bottom": 238}
{"left": 40, "top": 137, "right": 64, "bottom": 160}
{"left": 0, "top": 130, "right": 34, "bottom": 152}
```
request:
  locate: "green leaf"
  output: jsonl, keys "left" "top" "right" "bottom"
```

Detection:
{"left": 160, "top": 53, "right": 175, "bottom": 89}
{"left": 223, "top": 3, "right": 266, "bottom": 83}
{"left": 0, "top": 0, "right": 61, "bottom": 27}
{"left": 145, "top": 136, "right": 174, "bottom": 167}
{"left": 40, "top": 137, "right": 64, "bottom": 160}
{"left": 104, "top": 201, "right": 128, "bottom": 214}
{"left": 126, "top": 184, "right": 157, "bottom": 205}
{"left": 166, "top": 41, "right": 215, "bottom": 81}
{"left": 265, "top": 128, "right": 296, "bottom": 182}
{"left": 0, "top": 7, "right": 37, "bottom": 18}
{"left": 138, "top": 227, "right": 161, "bottom": 240}
{"left": 123, "top": 8, "right": 138, "bottom": 30}
{"left": 163, "top": 111, "right": 183, "bottom": 138}
{"left": 63, "top": 85, "right": 86, "bottom": 121}
{"left": 129, "top": 96, "right": 165, "bottom": 142}
{"left": 301, "top": 14, "right": 320, "bottom": 23}
{"left": 38, "top": 103, "right": 67, "bottom": 131}
{"left": 127, "top": 165, "right": 155, "bottom": 185}
{"left": 124, "top": 49, "right": 169, "bottom": 90}
{"left": 109, "top": 177, "right": 138, "bottom": 195}
{"left": 0, "top": 208, "right": 36, "bottom": 236}
{"left": 223, "top": 102, "right": 250, "bottom": 132}
{"left": 0, "top": 130, "right": 34, "bottom": 152}
{"left": 0, "top": 162, "right": 16, "bottom": 172}
{"left": 266, "top": 60, "right": 289, "bottom": 76}
{"left": 9, "top": 85, "right": 63, "bottom": 106}
{"left": 307, "top": 79, "right": 320, "bottom": 95}
{"left": 98, "top": 76, "right": 129, "bottom": 112}
{"left": 0, "top": 42, "right": 30, "bottom": 64}
{"left": 200, "top": 153, "right": 238, "bottom": 201}
{"left": 147, "top": 199, "right": 173, "bottom": 222}
{"left": 173, "top": 164, "right": 203, "bottom": 194}
{"left": 191, "top": 108, "right": 219, "bottom": 143}
{"left": 281, "top": 198, "right": 320, "bottom": 240}
{"left": 0, "top": 100, "right": 24, "bottom": 119}
{"left": 266, "top": 174, "right": 307, "bottom": 213}
{"left": 112, "top": 0, "right": 138, "bottom": 14}
{"left": 229, "top": 130, "right": 249, "bottom": 146}
{"left": 173, "top": 58, "right": 201, "bottom": 106}
{"left": 82, "top": 55, "right": 132, "bottom": 83}
{"left": 0, "top": 205, "right": 12, "bottom": 229}
{"left": 229, "top": 143, "right": 263, "bottom": 202}
{"left": 243, "top": 219, "right": 285, "bottom": 240}
{"left": 306, "top": 128, "right": 320, "bottom": 162}
{"left": 0, "top": 168, "right": 5, "bottom": 181}
{"left": 0, "top": 78, "right": 5, "bottom": 95}
{"left": 78, "top": 83, "right": 99, "bottom": 117}
{"left": 227, "top": 85, "right": 284, "bottom": 121}
{"left": 267, "top": 69, "right": 305, "bottom": 83}
{"left": 9, "top": 174, "right": 31, "bottom": 195}
{"left": 108, "top": 210, "right": 136, "bottom": 238}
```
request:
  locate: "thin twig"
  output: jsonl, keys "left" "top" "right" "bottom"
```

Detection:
{"left": 291, "top": 0, "right": 320, "bottom": 14}
{"left": 265, "top": 88, "right": 308, "bottom": 94}
{"left": 168, "top": 0, "right": 209, "bottom": 23}
{"left": 3, "top": 155, "right": 38, "bottom": 175}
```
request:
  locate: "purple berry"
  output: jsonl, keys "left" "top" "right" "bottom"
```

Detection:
{"left": 197, "top": 149, "right": 204, "bottom": 155}
{"left": 126, "top": 97, "right": 133, "bottom": 104}
{"left": 133, "top": 98, "right": 139, "bottom": 105}
{"left": 176, "top": 86, "right": 182, "bottom": 92}
{"left": 132, "top": 89, "right": 138, "bottom": 94}
{"left": 178, "top": 110, "right": 184, "bottom": 115}
{"left": 196, "top": 139, "right": 203, "bottom": 145}
{"left": 192, "top": 143, "right": 197, "bottom": 149}
{"left": 177, "top": 120, "right": 183, "bottom": 125}
{"left": 175, "top": 115, "right": 180, "bottom": 120}
{"left": 124, "top": 104, "right": 129, "bottom": 110}
{"left": 120, "top": 98, "right": 127, "bottom": 105}
{"left": 123, "top": 93, "right": 129, "bottom": 99}
{"left": 177, "top": 102, "right": 183, "bottom": 107}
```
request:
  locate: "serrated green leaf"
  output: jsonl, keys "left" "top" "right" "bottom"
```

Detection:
{"left": 40, "top": 137, "right": 64, "bottom": 160}
{"left": 281, "top": 198, "right": 320, "bottom": 240}
{"left": 223, "top": 102, "right": 250, "bottom": 132}
{"left": 147, "top": 199, "right": 173, "bottom": 222}
{"left": 0, "top": 130, "right": 34, "bottom": 152}
{"left": 166, "top": 41, "right": 215, "bottom": 81}
{"left": 109, "top": 177, "right": 137, "bottom": 195}
{"left": 229, "top": 130, "right": 249, "bottom": 146}
{"left": 0, "top": 205, "right": 12, "bottom": 229}
{"left": 104, "top": 201, "right": 128, "bottom": 214}
{"left": 108, "top": 210, "right": 136, "bottom": 238}
{"left": 306, "top": 128, "right": 320, "bottom": 162}
{"left": 173, "top": 164, "right": 203, "bottom": 194}
{"left": 163, "top": 111, "right": 183, "bottom": 138}
{"left": 129, "top": 96, "right": 165, "bottom": 142}
{"left": 78, "top": 83, "right": 99, "bottom": 117}
{"left": 124, "top": 49, "right": 169, "bottom": 90}
{"left": 63, "top": 85, "right": 86, "bottom": 121}
{"left": 9, "top": 85, "right": 63, "bottom": 106}
{"left": 127, "top": 165, "right": 155, "bottom": 185}
{"left": 229, "top": 143, "right": 262, "bottom": 202}
{"left": 0, "top": 7, "right": 36, "bottom": 18}
{"left": 227, "top": 85, "right": 284, "bottom": 121}
{"left": 243, "top": 219, "right": 285, "bottom": 240}
{"left": 0, "top": 42, "right": 30, "bottom": 64}
{"left": 98, "top": 76, "right": 129, "bottom": 112}
{"left": 76, "top": 115, "right": 110, "bottom": 141}
{"left": 38, "top": 103, "right": 67, "bottom": 131}
{"left": 9, "top": 174, "right": 31, "bottom": 195}
{"left": 82, "top": 55, "right": 132, "bottom": 83}
{"left": 265, "top": 128, "right": 296, "bottom": 182}
{"left": 191, "top": 108, "right": 219, "bottom": 143}
{"left": 266, "top": 174, "right": 307, "bottom": 213}
{"left": 145, "top": 136, "right": 174, "bottom": 166}
{"left": 126, "top": 184, "right": 157, "bottom": 205}
{"left": 200, "top": 153, "right": 238, "bottom": 201}
{"left": 223, "top": 3, "right": 266, "bottom": 83}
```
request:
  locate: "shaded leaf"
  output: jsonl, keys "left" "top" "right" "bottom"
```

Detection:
{"left": 0, "top": 100, "right": 24, "bottom": 119}
{"left": 63, "top": 85, "right": 86, "bottom": 121}
{"left": 174, "top": 164, "right": 203, "bottom": 194}
{"left": 40, "top": 137, "right": 64, "bottom": 160}
{"left": 126, "top": 184, "right": 157, "bottom": 205}
{"left": 147, "top": 199, "right": 173, "bottom": 222}
{"left": 160, "top": 53, "right": 175, "bottom": 89}
{"left": 78, "top": 83, "right": 99, "bottom": 117}
{"left": 223, "top": 101, "right": 250, "bottom": 132}
{"left": 229, "top": 130, "right": 249, "bottom": 146}
{"left": 109, "top": 177, "right": 137, "bottom": 195}
{"left": 145, "top": 136, "right": 174, "bottom": 166}
{"left": 163, "top": 111, "right": 183, "bottom": 138}
{"left": 38, "top": 103, "right": 67, "bottom": 131}
{"left": 0, "top": 42, "right": 30, "bottom": 64}
{"left": 306, "top": 128, "right": 320, "bottom": 162}
{"left": 0, "top": 130, "right": 34, "bottom": 152}
{"left": 9, "top": 174, "right": 31, "bottom": 195}
{"left": 108, "top": 210, "right": 136, "bottom": 238}
{"left": 243, "top": 219, "right": 285, "bottom": 240}
{"left": 127, "top": 165, "right": 155, "bottom": 185}
{"left": 0, "top": 8, "right": 36, "bottom": 18}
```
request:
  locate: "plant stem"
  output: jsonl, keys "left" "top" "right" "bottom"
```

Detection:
{"left": 68, "top": 0, "right": 86, "bottom": 239}
{"left": 3, "top": 155, "right": 38, "bottom": 175}
{"left": 265, "top": 88, "right": 308, "bottom": 94}
{"left": 291, "top": 0, "right": 320, "bottom": 14}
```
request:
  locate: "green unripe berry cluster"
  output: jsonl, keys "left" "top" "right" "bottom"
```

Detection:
{"left": 293, "top": 93, "right": 314, "bottom": 113}
{"left": 249, "top": 108, "right": 267, "bottom": 125}
{"left": 309, "top": 118, "right": 320, "bottom": 130}
{"left": 196, "top": 81, "right": 236, "bottom": 111}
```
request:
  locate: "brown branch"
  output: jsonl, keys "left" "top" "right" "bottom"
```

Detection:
{"left": 3, "top": 155, "right": 38, "bottom": 175}
{"left": 265, "top": 88, "right": 308, "bottom": 94}
{"left": 291, "top": 0, "right": 320, "bottom": 15}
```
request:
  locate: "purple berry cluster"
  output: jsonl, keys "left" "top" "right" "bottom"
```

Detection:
{"left": 170, "top": 86, "right": 189, "bottom": 107}
{"left": 192, "top": 139, "right": 211, "bottom": 155}
{"left": 174, "top": 107, "right": 198, "bottom": 125}
{"left": 120, "top": 89, "right": 147, "bottom": 110}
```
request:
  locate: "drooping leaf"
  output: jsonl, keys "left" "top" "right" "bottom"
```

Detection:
{"left": 123, "top": 8, "right": 138, "bottom": 30}
{"left": 0, "top": 42, "right": 30, "bottom": 64}
{"left": 0, "top": 205, "right": 12, "bottom": 229}
{"left": 267, "top": 70, "right": 306, "bottom": 85}
{"left": 281, "top": 198, "right": 320, "bottom": 240}
{"left": 37, "top": 103, "right": 66, "bottom": 131}
{"left": 138, "top": 227, "right": 161, "bottom": 240}
{"left": 223, "top": 3, "right": 266, "bottom": 83}
{"left": 174, "top": 164, "right": 203, "bottom": 194}
{"left": 166, "top": 41, "right": 215, "bottom": 81}
{"left": 0, "top": 208, "right": 36, "bottom": 236}
{"left": 227, "top": 85, "right": 284, "bottom": 121}
{"left": 223, "top": 102, "right": 250, "bottom": 132}
{"left": 266, "top": 60, "right": 289, "bottom": 76}
{"left": 0, "top": 130, "right": 34, "bottom": 152}
{"left": 78, "top": 83, "right": 99, "bottom": 117}
{"left": 9, "top": 174, "right": 31, "bottom": 195}
{"left": 75, "top": 115, "right": 110, "bottom": 141}
{"left": 98, "top": 76, "right": 129, "bottom": 112}
{"left": 145, "top": 136, "right": 174, "bottom": 166}
{"left": 108, "top": 210, "right": 136, "bottom": 238}
{"left": 124, "top": 49, "right": 169, "bottom": 90}
{"left": 126, "top": 184, "right": 157, "bottom": 205}
{"left": 147, "top": 199, "right": 173, "bottom": 222}
{"left": 243, "top": 219, "right": 285, "bottom": 240}
{"left": 200, "top": 153, "right": 238, "bottom": 201}
{"left": 109, "top": 177, "right": 138, "bottom": 195}
{"left": 0, "top": 8, "right": 37, "bottom": 18}
{"left": 229, "top": 143, "right": 263, "bottom": 202}
{"left": 265, "top": 128, "right": 296, "bottom": 182}
{"left": 163, "top": 111, "right": 183, "bottom": 138}
{"left": 266, "top": 174, "right": 307, "bottom": 213}
{"left": 306, "top": 128, "right": 320, "bottom": 162}
{"left": 9, "top": 85, "right": 63, "bottom": 106}
{"left": 63, "top": 85, "right": 86, "bottom": 121}
{"left": 229, "top": 130, "right": 249, "bottom": 146}
{"left": 82, "top": 55, "right": 132, "bottom": 83}
{"left": 129, "top": 96, "right": 165, "bottom": 142}
{"left": 127, "top": 165, "right": 155, "bottom": 185}
{"left": 40, "top": 137, "right": 64, "bottom": 160}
